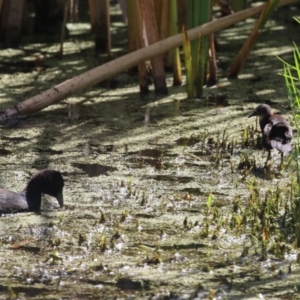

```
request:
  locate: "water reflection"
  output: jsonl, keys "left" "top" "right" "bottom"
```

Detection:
{"left": 73, "top": 163, "right": 116, "bottom": 177}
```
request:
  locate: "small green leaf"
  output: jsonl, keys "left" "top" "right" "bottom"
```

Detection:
{"left": 207, "top": 193, "right": 213, "bottom": 208}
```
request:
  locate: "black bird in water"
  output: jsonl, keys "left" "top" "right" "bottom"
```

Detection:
{"left": 0, "top": 169, "right": 64, "bottom": 214}
{"left": 248, "top": 104, "right": 293, "bottom": 167}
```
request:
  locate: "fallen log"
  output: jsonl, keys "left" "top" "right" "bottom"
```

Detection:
{"left": 0, "top": 0, "right": 296, "bottom": 123}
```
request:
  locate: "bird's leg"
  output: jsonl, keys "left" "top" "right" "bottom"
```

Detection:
{"left": 264, "top": 150, "right": 271, "bottom": 168}
{"left": 280, "top": 152, "right": 283, "bottom": 169}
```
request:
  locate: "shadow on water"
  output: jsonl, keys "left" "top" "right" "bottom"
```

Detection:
{"left": 0, "top": 119, "right": 35, "bottom": 128}
{"left": 176, "top": 136, "right": 201, "bottom": 146}
{"left": 37, "top": 148, "right": 63, "bottom": 155}
{"left": 128, "top": 148, "right": 163, "bottom": 170}
{"left": 1, "top": 136, "right": 29, "bottom": 142}
{"left": 0, "top": 60, "right": 48, "bottom": 74}
{"left": 202, "top": 93, "right": 228, "bottom": 107}
{"left": 0, "top": 284, "right": 51, "bottom": 298}
{"left": 73, "top": 163, "right": 117, "bottom": 177}
{"left": 116, "top": 278, "right": 150, "bottom": 291}
{"left": 0, "top": 148, "right": 11, "bottom": 155}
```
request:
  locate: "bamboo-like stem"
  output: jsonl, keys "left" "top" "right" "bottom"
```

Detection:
{"left": 89, "top": 0, "right": 111, "bottom": 53}
{"left": 160, "top": 1, "right": 170, "bottom": 41}
{"left": 88, "top": 0, "right": 96, "bottom": 31}
{"left": 188, "top": 0, "right": 211, "bottom": 85}
{"left": 197, "top": 0, "right": 211, "bottom": 85}
{"left": 133, "top": 0, "right": 148, "bottom": 93}
{"left": 58, "top": 0, "right": 70, "bottom": 59}
{"left": 140, "top": 0, "right": 168, "bottom": 95}
{"left": 0, "top": 0, "right": 296, "bottom": 123}
{"left": 196, "top": 34, "right": 204, "bottom": 97}
{"left": 228, "top": 0, "right": 280, "bottom": 78}
{"left": 161, "top": 1, "right": 172, "bottom": 68}
{"left": 187, "top": 0, "right": 195, "bottom": 79}
{"left": 173, "top": 47, "right": 182, "bottom": 86}
{"left": 153, "top": 0, "right": 163, "bottom": 37}
{"left": 170, "top": 0, "right": 182, "bottom": 86}
{"left": 183, "top": 25, "right": 194, "bottom": 98}
{"left": 69, "top": 0, "right": 79, "bottom": 22}
{"left": 118, "top": 0, "right": 127, "bottom": 23}
{"left": 207, "top": 32, "right": 217, "bottom": 86}
{"left": 177, "top": 0, "right": 187, "bottom": 31}
{"left": 1, "top": 0, "right": 26, "bottom": 47}
{"left": 127, "top": 0, "right": 136, "bottom": 53}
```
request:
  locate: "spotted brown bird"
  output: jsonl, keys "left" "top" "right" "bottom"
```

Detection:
{"left": 248, "top": 104, "right": 293, "bottom": 167}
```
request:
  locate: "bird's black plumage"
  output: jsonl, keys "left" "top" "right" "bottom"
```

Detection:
{"left": 248, "top": 104, "right": 292, "bottom": 166}
{"left": 0, "top": 169, "right": 64, "bottom": 214}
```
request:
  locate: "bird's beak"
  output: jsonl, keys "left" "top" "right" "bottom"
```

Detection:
{"left": 248, "top": 110, "right": 257, "bottom": 118}
{"left": 56, "top": 192, "right": 64, "bottom": 208}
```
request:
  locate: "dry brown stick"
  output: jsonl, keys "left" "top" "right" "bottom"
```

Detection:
{"left": 58, "top": 0, "right": 70, "bottom": 59}
{"left": 0, "top": 0, "right": 296, "bottom": 123}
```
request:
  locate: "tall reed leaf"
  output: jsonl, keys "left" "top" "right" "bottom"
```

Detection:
{"left": 279, "top": 18, "right": 300, "bottom": 246}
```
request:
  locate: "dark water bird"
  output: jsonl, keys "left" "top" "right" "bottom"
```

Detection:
{"left": 0, "top": 169, "right": 64, "bottom": 214}
{"left": 248, "top": 104, "right": 293, "bottom": 167}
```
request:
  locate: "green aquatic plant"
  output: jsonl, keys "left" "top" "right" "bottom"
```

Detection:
{"left": 278, "top": 18, "right": 300, "bottom": 247}
{"left": 278, "top": 19, "right": 300, "bottom": 176}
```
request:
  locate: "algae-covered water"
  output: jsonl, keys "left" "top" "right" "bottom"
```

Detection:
{"left": 0, "top": 2, "right": 300, "bottom": 299}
